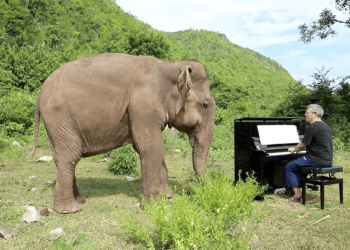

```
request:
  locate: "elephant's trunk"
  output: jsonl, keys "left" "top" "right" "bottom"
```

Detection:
{"left": 191, "top": 124, "right": 214, "bottom": 176}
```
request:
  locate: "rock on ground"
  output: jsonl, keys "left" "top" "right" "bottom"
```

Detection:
{"left": 37, "top": 156, "right": 53, "bottom": 162}
{"left": 50, "top": 228, "right": 64, "bottom": 238}
{"left": 22, "top": 206, "right": 41, "bottom": 223}
{"left": 0, "top": 227, "right": 17, "bottom": 239}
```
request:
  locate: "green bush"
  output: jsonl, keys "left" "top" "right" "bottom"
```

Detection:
{"left": 107, "top": 144, "right": 138, "bottom": 175}
{"left": 117, "top": 169, "right": 266, "bottom": 249}
{"left": 327, "top": 116, "right": 350, "bottom": 151}
{"left": 0, "top": 90, "right": 36, "bottom": 136}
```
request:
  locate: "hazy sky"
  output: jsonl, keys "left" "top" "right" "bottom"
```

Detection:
{"left": 115, "top": 0, "right": 349, "bottom": 85}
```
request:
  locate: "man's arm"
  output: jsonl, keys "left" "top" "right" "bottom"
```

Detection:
{"left": 288, "top": 142, "right": 307, "bottom": 152}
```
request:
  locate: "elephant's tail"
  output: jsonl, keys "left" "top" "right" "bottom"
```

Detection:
{"left": 31, "top": 106, "right": 40, "bottom": 156}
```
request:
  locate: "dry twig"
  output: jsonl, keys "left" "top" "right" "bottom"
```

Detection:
{"left": 311, "top": 215, "right": 331, "bottom": 225}
{"left": 293, "top": 212, "right": 309, "bottom": 223}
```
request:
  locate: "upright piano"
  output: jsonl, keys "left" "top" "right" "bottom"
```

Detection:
{"left": 234, "top": 117, "right": 306, "bottom": 194}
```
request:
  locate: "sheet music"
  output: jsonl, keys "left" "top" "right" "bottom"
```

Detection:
{"left": 257, "top": 125, "right": 300, "bottom": 145}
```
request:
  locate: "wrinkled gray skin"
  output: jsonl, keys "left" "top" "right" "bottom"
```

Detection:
{"left": 32, "top": 53, "right": 215, "bottom": 214}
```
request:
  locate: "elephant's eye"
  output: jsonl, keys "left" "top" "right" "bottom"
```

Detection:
{"left": 202, "top": 103, "right": 208, "bottom": 109}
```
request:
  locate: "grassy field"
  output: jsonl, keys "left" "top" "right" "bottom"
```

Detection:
{"left": 0, "top": 137, "right": 349, "bottom": 249}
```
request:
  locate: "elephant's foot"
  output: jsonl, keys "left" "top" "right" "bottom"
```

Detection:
{"left": 74, "top": 193, "right": 86, "bottom": 204}
{"left": 166, "top": 188, "right": 173, "bottom": 199}
{"left": 53, "top": 200, "right": 82, "bottom": 214}
{"left": 160, "top": 187, "right": 173, "bottom": 199}
{"left": 141, "top": 194, "right": 158, "bottom": 206}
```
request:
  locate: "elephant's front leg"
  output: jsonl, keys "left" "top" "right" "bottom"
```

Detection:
{"left": 133, "top": 130, "right": 164, "bottom": 204}
{"left": 160, "top": 159, "right": 173, "bottom": 199}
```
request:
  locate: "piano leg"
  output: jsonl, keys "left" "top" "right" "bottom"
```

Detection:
{"left": 253, "top": 163, "right": 265, "bottom": 201}
{"left": 264, "top": 163, "right": 276, "bottom": 193}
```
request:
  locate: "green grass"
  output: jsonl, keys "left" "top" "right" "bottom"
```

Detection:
{"left": 1, "top": 137, "right": 349, "bottom": 249}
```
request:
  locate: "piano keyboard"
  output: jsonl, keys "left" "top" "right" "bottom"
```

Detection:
{"left": 267, "top": 151, "right": 306, "bottom": 157}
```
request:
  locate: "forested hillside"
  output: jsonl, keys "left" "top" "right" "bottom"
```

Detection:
{"left": 0, "top": 0, "right": 349, "bottom": 153}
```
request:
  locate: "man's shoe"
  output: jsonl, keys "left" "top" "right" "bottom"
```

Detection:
{"left": 288, "top": 196, "right": 302, "bottom": 203}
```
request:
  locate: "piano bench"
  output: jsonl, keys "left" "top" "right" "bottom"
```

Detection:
{"left": 301, "top": 165, "right": 343, "bottom": 209}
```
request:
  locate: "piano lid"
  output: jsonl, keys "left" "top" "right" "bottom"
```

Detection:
{"left": 257, "top": 125, "right": 300, "bottom": 145}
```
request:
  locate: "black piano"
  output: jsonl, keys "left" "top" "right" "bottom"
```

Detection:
{"left": 234, "top": 117, "right": 306, "bottom": 195}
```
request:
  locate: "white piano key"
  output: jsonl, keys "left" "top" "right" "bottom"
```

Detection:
{"left": 267, "top": 151, "right": 306, "bottom": 156}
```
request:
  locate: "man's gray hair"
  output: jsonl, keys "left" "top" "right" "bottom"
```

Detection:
{"left": 307, "top": 104, "right": 324, "bottom": 118}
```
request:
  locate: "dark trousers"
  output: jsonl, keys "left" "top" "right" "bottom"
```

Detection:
{"left": 284, "top": 156, "right": 330, "bottom": 188}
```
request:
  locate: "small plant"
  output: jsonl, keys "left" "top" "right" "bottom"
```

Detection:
{"left": 107, "top": 144, "right": 139, "bottom": 175}
{"left": 117, "top": 169, "right": 266, "bottom": 249}
{"left": 51, "top": 233, "right": 92, "bottom": 250}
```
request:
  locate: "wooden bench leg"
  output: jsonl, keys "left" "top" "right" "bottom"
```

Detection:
{"left": 302, "top": 178, "right": 306, "bottom": 205}
{"left": 320, "top": 182, "right": 325, "bottom": 209}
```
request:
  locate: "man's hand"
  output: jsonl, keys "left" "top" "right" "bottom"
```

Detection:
{"left": 289, "top": 142, "right": 307, "bottom": 153}
{"left": 288, "top": 147, "right": 295, "bottom": 152}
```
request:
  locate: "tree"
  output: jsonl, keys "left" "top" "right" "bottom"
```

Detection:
{"left": 273, "top": 66, "right": 344, "bottom": 120}
{"left": 299, "top": 0, "right": 350, "bottom": 43}
{"left": 335, "top": 76, "right": 350, "bottom": 121}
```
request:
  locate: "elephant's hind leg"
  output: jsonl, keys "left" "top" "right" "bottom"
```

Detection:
{"left": 73, "top": 176, "right": 86, "bottom": 204}
{"left": 52, "top": 143, "right": 83, "bottom": 214}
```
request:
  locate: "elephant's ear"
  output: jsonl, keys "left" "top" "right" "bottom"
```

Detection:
{"left": 175, "top": 66, "right": 192, "bottom": 115}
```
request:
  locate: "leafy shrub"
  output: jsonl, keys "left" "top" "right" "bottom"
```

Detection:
{"left": 0, "top": 44, "right": 62, "bottom": 93}
{"left": 0, "top": 90, "right": 36, "bottom": 136}
{"left": 124, "top": 26, "right": 170, "bottom": 59}
{"left": 117, "top": 170, "right": 266, "bottom": 249}
{"left": 107, "top": 145, "right": 139, "bottom": 175}
{"left": 328, "top": 116, "right": 350, "bottom": 151}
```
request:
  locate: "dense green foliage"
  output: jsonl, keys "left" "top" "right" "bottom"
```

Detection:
{"left": 117, "top": 170, "right": 265, "bottom": 249}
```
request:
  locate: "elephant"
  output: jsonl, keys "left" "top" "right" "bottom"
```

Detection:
{"left": 31, "top": 53, "right": 215, "bottom": 214}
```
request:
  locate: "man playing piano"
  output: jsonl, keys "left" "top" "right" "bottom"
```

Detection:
{"left": 285, "top": 104, "right": 333, "bottom": 202}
